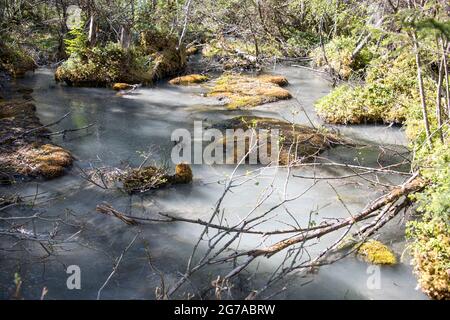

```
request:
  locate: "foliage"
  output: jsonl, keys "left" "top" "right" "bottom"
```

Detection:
{"left": 311, "top": 36, "right": 373, "bottom": 79}
{"left": 55, "top": 42, "right": 153, "bottom": 86}
{"left": 315, "top": 52, "right": 437, "bottom": 125}
{"left": 64, "top": 27, "right": 88, "bottom": 57}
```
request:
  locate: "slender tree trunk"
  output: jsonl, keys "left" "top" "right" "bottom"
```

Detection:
{"left": 442, "top": 38, "right": 450, "bottom": 117}
{"left": 436, "top": 57, "right": 444, "bottom": 142}
{"left": 412, "top": 32, "right": 432, "bottom": 148}
{"left": 88, "top": 14, "right": 96, "bottom": 46}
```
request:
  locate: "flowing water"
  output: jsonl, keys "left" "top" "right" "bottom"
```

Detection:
{"left": 0, "top": 66, "right": 427, "bottom": 299}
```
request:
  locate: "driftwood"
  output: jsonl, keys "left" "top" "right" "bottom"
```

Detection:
{"left": 96, "top": 203, "right": 138, "bottom": 225}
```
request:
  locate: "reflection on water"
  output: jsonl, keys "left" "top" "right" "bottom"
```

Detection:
{"left": 0, "top": 67, "right": 425, "bottom": 299}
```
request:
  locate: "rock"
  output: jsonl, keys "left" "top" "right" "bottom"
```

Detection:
{"left": 169, "top": 74, "right": 209, "bottom": 85}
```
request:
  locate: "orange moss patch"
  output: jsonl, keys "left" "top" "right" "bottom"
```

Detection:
{"left": 171, "top": 163, "right": 193, "bottom": 184}
{"left": 169, "top": 74, "right": 209, "bottom": 85}
{"left": 186, "top": 46, "right": 199, "bottom": 56}
{"left": 112, "top": 83, "right": 134, "bottom": 91}
{"left": 208, "top": 74, "right": 292, "bottom": 109}
{"left": 18, "top": 144, "right": 73, "bottom": 178}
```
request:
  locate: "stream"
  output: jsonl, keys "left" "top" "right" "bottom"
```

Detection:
{"left": 0, "top": 66, "right": 427, "bottom": 299}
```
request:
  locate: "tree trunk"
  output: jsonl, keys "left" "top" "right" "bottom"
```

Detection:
{"left": 88, "top": 14, "right": 96, "bottom": 46}
{"left": 412, "top": 32, "right": 432, "bottom": 148}
{"left": 120, "top": 25, "right": 131, "bottom": 49}
{"left": 436, "top": 56, "right": 444, "bottom": 142}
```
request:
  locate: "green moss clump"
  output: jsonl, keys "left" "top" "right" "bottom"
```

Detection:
{"left": 55, "top": 43, "right": 154, "bottom": 86}
{"left": 357, "top": 240, "right": 397, "bottom": 265}
{"left": 315, "top": 53, "right": 436, "bottom": 125}
{"left": 55, "top": 30, "right": 186, "bottom": 87}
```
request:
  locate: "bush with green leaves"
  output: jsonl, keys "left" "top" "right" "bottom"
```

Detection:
{"left": 310, "top": 36, "right": 373, "bottom": 80}
{"left": 315, "top": 52, "right": 437, "bottom": 125}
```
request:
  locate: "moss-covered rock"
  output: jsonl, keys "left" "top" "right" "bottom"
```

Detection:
{"left": 356, "top": 240, "right": 397, "bottom": 265}
{"left": 169, "top": 74, "right": 209, "bottom": 85}
{"left": 112, "top": 83, "right": 134, "bottom": 91}
{"left": 212, "top": 116, "right": 344, "bottom": 165}
{"left": 208, "top": 74, "right": 292, "bottom": 109}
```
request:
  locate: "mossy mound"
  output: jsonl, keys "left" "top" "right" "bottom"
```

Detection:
{"left": 55, "top": 31, "right": 186, "bottom": 87}
{"left": 315, "top": 53, "right": 436, "bottom": 125}
{"left": 112, "top": 83, "right": 134, "bottom": 91}
{"left": 356, "top": 240, "right": 397, "bottom": 265}
{"left": 55, "top": 43, "right": 154, "bottom": 87}
{"left": 0, "top": 98, "right": 72, "bottom": 182}
{"left": 169, "top": 74, "right": 209, "bottom": 85}
{"left": 0, "top": 41, "right": 36, "bottom": 77}
{"left": 2, "top": 143, "right": 73, "bottom": 179}
{"left": 212, "top": 116, "right": 344, "bottom": 164}
{"left": 208, "top": 74, "right": 292, "bottom": 109}
{"left": 121, "top": 163, "right": 192, "bottom": 194}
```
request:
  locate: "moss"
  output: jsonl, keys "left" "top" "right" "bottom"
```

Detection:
{"left": 408, "top": 219, "right": 450, "bottom": 300}
{"left": 212, "top": 116, "right": 344, "bottom": 164}
{"left": 112, "top": 83, "right": 134, "bottom": 91}
{"left": 315, "top": 52, "right": 436, "bottom": 125}
{"left": 170, "top": 163, "right": 193, "bottom": 184}
{"left": 55, "top": 43, "right": 154, "bottom": 87}
{"left": 208, "top": 74, "right": 292, "bottom": 109}
{"left": 356, "top": 240, "right": 397, "bottom": 265}
{"left": 169, "top": 74, "right": 209, "bottom": 85}
{"left": 257, "top": 75, "right": 289, "bottom": 87}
